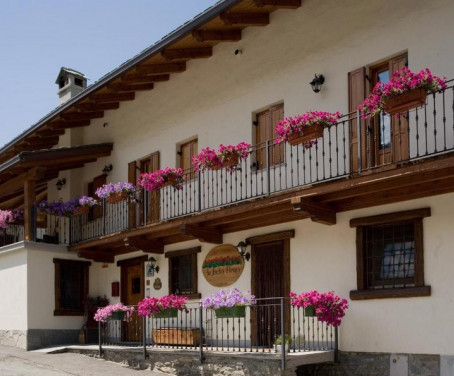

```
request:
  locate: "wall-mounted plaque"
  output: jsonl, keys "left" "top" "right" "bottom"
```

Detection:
{"left": 153, "top": 278, "right": 162, "bottom": 290}
{"left": 202, "top": 244, "right": 244, "bottom": 287}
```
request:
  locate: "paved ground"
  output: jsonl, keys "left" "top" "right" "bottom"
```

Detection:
{"left": 0, "top": 345, "right": 168, "bottom": 376}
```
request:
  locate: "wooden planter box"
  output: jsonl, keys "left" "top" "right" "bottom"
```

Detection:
{"left": 287, "top": 124, "right": 324, "bottom": 146}
{"left": 107, "top": 192, "right": 128, "bottom": 204}
{"left": 152, "top": 328, "right": 200, "bottom": 346}
{"left": 383, "top": 88, "right": 427, "bottom": 115}
{"left": 211, "top": 154, "right": 239, "bottom": 170}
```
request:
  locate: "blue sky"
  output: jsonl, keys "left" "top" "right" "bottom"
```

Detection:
{"left": 0, "top": 0, "right": 218, "bottom": 148}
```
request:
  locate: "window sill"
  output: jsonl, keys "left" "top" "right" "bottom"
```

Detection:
{"left": 349, "top": 286, "right": 431, "bottom": 300}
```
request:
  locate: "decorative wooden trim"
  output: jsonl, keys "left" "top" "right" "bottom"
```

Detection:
{"left": 220, "top": 12, "right": 269, "bottom": 26}
{"left": 350, "top": 207, "right": 431, "bottom": 227}
{"left": 355, "top": 228, "right": 365, "bottom": 290}
{"left": 253, "top": 0, "right": 301, "bottom": 8}
{"left": 246, "top": 230, "right": 294, "bottom": 245}
{"left": 135, "top": 62, "right": 186, "bottom": 75}
{"left": 350, "top": 286, "right": 431, "bottom": 300}
{"left": 116, "top": 255, "right": 148, "bottom": 267}
{"left": 161, "top": 47, "right": 212, "bottom": 61}
{"left": 179, "top": 224, "right": 223, "bottom": 244}
{"left": 165, "top": 246, "right": 201, "bottom": 258}
{"left": 291, "top": 197, "right": 336, "bottom": 225}
{"left": 192, "top": 29, "right": 242, "bottom": 42}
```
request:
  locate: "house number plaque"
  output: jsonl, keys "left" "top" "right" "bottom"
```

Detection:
{"left": 202, "top": 244, "right": 244, "bottom": 287}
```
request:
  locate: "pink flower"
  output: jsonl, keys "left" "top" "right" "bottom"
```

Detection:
{"left": 137, "top": 167, "right": 184, "bottom": 191}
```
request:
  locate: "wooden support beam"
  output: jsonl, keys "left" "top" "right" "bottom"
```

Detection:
{"left": 24, "top": 179, "right": 36, "bottom": 241}
{"left": 22, "top": 136, "right": 60, "bottom": 146}
{"left": 179, "top": 224, "right": 223, "bottom": 244}
{"left": 0, "top": 167, "right": 46, "bottom": 197}
{"left": 123, "top": 237, "right": 164, "bottom": 253}
{"left": 60, "top": 111, "right": 104, "bottom": 121}
{"left": 35, "top": 128, "right": 65, "bottom": 137}
{"left": 76, "top": 102, "right": 120, "bottom": 111}
{"left": 121, "top": 74, "right": 170, "bottom": 84}
{"left": 108, "top": 83, "right": 154, "bottom": 92}
{"left": 192, "top": 29, "right": 242, "bottom": 42}
{"left": 253, "top": 0, "right": 302, "bottom": 8}
{"left": 78, "top": 250, "right": 115, "bottom": 263}
{"left": 91, "top": 92, "right": 135, "bottom": 103}
{"left": 161, "top": 47, "right": 213, "bottom": 61}
{"left": 135, "top": 62, "right": 186, "bottom": 75}
{"left": 291, "top": 197, "right": 336, "bottom": 225}
{"left": 48, "top": 119, "right": 91, "bottom": 129}
{"left": 220, "top": 12, "right": 269, "bottom": 26}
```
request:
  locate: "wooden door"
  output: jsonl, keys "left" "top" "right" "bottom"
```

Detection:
{"left": 251, "top": 239, "right": 290, "bottom": 347}
{"left": 120, "top": 258, "right": 145, "bottom": 342}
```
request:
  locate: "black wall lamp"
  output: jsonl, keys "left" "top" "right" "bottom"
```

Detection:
{"left": 102, "top": 164, "right": 113, "bottom": 176}
{"left": 146, "top": 256, "right": 160, "bottom": 276}
{"left": 55, "top": 178, "right": 66, "bottom": 191}
{"left": 310, "top": 74, "right": 325, "bottom": 93}
{"left": 236, "top": 241, "right": 250, "bottom": 262}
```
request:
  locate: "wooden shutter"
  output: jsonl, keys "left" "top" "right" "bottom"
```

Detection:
{"left": 389, "top": 54, "right": 409, "bottom": 162}
{"left": 180, "top": 140, "right": 197, "bottom": 179}
{"left": 256, "top": 109, "right": 270, "bottom": 169}
{"left": 128, "top": 161, "right": 137, "bottom": 228}
{"left": 348, "top": 67, "right": 366, "bottom": 172}
{"left": 149, "top": 151, "right": 160, "bottom": 223}
{"left": 255, "top": 104, "right": 284, "bottom": 169}
{"left": 270, "top": 104, "right": 284, "bottom": 165}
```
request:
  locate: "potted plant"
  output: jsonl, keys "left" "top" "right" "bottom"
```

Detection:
{"left": 202, "top": 288, "right": 256, "bottom": 318}
{"left": 38, "top": 199, "right": 77, "bottom": 217}
{"left": 137, "top": 294, "right": 188, "bottom": 318}
{"left": 95, "top": 182, "right": 136, "bottom": 204}
{"left": 192, "top": 142, "right": 250, "bottom": 172}
{"left": 274, "top": 334, "right": 292, "bottom": 353}
{"left": 137, "top": 167, "right": 184, "bottom": 191}
{"left": 0, "top": 210, "right": 14, "bottom": 229}
{"left": 358, "top": 67, "right": 447, "bottom": 119}
{"left": 72, "top": 196, "right": 99, "bottom": 216}
{"left": 93, "top": 302, "right": 135, "bottom": 322}
{"left": 290, "top": 290, "right": 348, "bottom": 327}
{"left": 274, "top": 111, "right": 341, "bottom": 146}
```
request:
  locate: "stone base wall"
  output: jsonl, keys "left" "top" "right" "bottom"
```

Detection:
{"left": 296, "top": 351, "right": 441, "bottom": 376}
{"left": 27, "top": 329, "right": 80, "bottom": 350}
{"left": 0, "top": 330, "right": 27, "bottom": 349}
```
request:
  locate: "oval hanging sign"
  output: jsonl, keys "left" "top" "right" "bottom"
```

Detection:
{"left": 202, "top": 244, "right": 244, "bottom": 287}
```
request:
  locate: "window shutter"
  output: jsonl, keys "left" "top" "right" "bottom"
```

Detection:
{"left": 149, "top": 151, "right": 160, "bottom": 223}
{"left": 128, "top": 161, "right": 137, "bottom": 228}
{"left": 348, "top": 67, "right": 366, "bottom": 172}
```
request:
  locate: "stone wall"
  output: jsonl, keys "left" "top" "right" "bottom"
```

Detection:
{"left": 0, "top": 330, "right": 27, "bottom": 349}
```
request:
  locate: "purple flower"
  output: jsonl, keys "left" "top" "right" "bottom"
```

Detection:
{"left": 202, "top": 288, "right": 256, "bottom": 309}
{"left": 95, "top": 182, "right": 136, "bottom": 199}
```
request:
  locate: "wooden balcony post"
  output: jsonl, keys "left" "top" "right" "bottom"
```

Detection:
{"left": 24, "top": 179, "right": 36, "bottom": 241}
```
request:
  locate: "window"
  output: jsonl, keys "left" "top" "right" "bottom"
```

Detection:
{"left": 178, "top": 139, "right": 198, "bottom": 179}
{"left": 165, "top": 246, "right": 201, "bottom": 299}
{"left": 255, "top": 104, "right": 284, "bottom": 169}
{"left": 350, "top": 208, "right": 431, "bottom": 300}
{"left": 54, "top": 259, "right": 90, "bottom": 315}
{"left": 74, "top": 77, "right": 84, "bottom": 87}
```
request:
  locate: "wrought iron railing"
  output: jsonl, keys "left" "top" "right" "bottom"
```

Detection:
{"left": 97, "top": 298, "right": 337, "bottom": 367}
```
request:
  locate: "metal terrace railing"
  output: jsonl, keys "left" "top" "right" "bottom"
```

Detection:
{"left": 1, "top": 83, "right": 452, "bottom": 248}
{"left": 97, "top": 298, "right": 337, "bottom": 367}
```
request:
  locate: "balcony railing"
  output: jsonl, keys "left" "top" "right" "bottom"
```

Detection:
{"left": 97, "top": 298, "right": 338, "bottom": 368}
{"left": 64, "top": 83, "right": 454, "bottom": 245}
{"left": 2, "top": 83, "right": 452, "bottom": 248}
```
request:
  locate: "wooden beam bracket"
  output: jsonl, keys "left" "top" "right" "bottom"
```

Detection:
{"left": 123, "top": 237, "right": 164, "bottom": 253}
{"left": 179, "top": 224, "right": 223, "bottom": 244}
{"left": 291, "top": 197, "right": 336, "bottom": 225}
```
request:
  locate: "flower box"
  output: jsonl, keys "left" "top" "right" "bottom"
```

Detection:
{"left": 152, "top": 328, "right": 200, "bottom": 346}
{"left": 109, "top": 311, "right": 126, "bottom": 321}
{"left": 383, "top": 88, "right": 427, "bottom": 115}
{"left": 107, "top": 192, "right": 127, "bottom": 204}
{"left": 287, "top": 124, "right": 324, "bottom": 146}
{"left": 210, "top": 154, "right": 239, "bottom": 171}
{"left": 161, "top": 175, "right": 178, "bottom": 188}
{"left": 152, "top": 308, "right": 178, "bottom": 318}
{"left": 72, "top": 206, "right": 90, "bottom": 216}
{"left": 304, "top": 305, "right": 316, "bottom": 317}
{"left": 214, "top": 305, "right": 246, "bottom": 318}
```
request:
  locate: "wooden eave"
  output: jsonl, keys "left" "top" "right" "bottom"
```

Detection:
{"left": 0, "top": 0, "right": 302, "bottom": 165}
{"left": 0, "top": 143, "right": 113, "bottom": 204}
{"left": 69, "top": 153, "right": 454, "bottom": 263}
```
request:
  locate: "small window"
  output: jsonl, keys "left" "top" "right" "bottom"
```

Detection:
{"left": 166, "top": 247, "right": 201, "bottom": 299}
{"left": 54, "top": 259, "right": 90, "bottom": 316}
{"left": 74, "top": 77, "right": 84, "bottom": 87}
{"left": 350, "top": 208, "right": 431, "bottom": 300}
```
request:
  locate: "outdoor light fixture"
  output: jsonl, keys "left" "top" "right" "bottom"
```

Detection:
{"left": 102, "top": 164, "right": 113, "bottom": 176}
{"left": 55, "top": 178, "right": 66, "bottom": 191}
{"left": 147, "top": 256, "right": 160, "bottom": 277}
{"left": 236, "top": 241, "right": 250, "bottom": 262}
{"left": 310, "top": 74, "right": 325, "bottom": 93}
